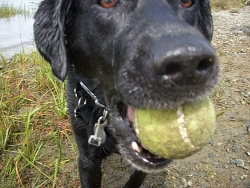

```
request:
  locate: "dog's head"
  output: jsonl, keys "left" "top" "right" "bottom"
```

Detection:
{"left": 34, "top": 0, "right": 219, "bottom": 172}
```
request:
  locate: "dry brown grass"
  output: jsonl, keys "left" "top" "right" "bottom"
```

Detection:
{"left": 210, "top": 0, "right": 244, "bottom": 10}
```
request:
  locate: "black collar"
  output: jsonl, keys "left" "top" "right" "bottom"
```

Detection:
{"left": 74, "top": 81, "right": 108, "bottom": 147}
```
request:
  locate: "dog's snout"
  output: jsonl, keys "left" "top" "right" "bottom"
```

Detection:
{"left": 152, "top": 36, "right": 216, "bottom": 85}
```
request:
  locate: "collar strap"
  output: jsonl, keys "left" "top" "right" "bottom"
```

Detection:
{"left": 74, "top": 81, "right": 108, "bottom": 147}
{"left": 79, "top": 81, "right": 106, "bottom": 109}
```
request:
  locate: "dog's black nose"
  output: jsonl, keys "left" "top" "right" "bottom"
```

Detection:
{"left": 152, "top": 35, "right": 217, "bottom": 85}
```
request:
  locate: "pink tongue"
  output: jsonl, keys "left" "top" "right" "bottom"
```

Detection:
{"left": 127, "top": 106, "right": 135, "bottom": 124}
{"left": 127, "top": 106, "right": 149, "bottom": 150}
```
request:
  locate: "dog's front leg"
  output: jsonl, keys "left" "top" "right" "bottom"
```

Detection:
{"left": 124, "top": 170, "right": 147, "bottom": 188}
{"left": 78, "top": 156, "right": 102, "bottom": 188}
{"left": 74, "top": 134, "right": 103, "bottom": 188}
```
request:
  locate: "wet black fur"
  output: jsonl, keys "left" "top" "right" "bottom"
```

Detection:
{"left": 34, "top": 0, "right": 219, "bottom": 187}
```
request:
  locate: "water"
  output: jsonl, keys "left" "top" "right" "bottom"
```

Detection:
{"left": 0, "top": 0, "right": 41, "bottom": 58}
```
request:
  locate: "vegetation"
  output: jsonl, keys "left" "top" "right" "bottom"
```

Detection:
{"left": 0, "top": 51, "right": 79, "bottom": 187}
{"left": 210, "top": 0, "right": 245, "bottom": 10}
{"left": 0, "top": 4, "right": 31, "bottom": 18}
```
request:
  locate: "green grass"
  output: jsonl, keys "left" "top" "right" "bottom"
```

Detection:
{"left": 0, "top": 51, "right": 79, "bottom": 187}
{"left": 0, "top": 4, "right": 31, "bottom": 18}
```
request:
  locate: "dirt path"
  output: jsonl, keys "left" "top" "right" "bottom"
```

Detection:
{"left": 101, "top": 7, "right": 250, "bottom": 188}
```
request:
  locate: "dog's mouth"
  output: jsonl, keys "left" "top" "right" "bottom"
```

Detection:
{"left": 112, "top": 102, "right": 171, "bottom": 172}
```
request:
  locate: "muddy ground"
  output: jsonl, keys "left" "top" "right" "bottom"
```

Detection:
{"left": 97, "top": 7, "right": 250, "bottom": 188}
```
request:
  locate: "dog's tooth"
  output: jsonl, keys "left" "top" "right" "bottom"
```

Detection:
{"left": 131, "top": 141, "right": 142, "bottom": 153}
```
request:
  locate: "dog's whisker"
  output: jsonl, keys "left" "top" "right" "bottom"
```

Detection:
{"left": 112, "top": 37, "right": 118, "bottom": 91}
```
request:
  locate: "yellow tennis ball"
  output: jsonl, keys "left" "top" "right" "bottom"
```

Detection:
{"left": 134, "top": 97, "right": 216, "bottom": 159}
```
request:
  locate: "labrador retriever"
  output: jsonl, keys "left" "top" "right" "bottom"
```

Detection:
{"left": 34, "top": 0, "right": 219, "bottom": 187}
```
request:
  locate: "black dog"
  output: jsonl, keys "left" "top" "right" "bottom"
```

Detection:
{"left": 34, "top": 0, "right": 219, "bottom": 187}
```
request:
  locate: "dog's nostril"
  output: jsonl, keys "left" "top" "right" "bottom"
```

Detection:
{"left": 151, "top": 36, "right": 217, "bottom": 85}
{"left": 196, "top": 58, "right": 213, "bottom": 74}
{"left": 161, "top": 57, "right": 215, "bottom": 84}
{"left": 165, "top": 63, "right": 181, "bottom": 79}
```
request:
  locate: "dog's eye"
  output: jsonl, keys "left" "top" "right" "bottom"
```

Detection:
{"left": 181, "top": 0, "right": 193, "bottom": 8}
{"left": 100, "top": 0, "right": 117, "bottom": 8}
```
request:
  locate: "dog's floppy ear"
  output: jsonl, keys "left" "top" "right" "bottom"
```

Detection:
{"left": 34, "top": 0, "right": 72, "bottom": 81}
{"left": 198, "top": 0, "right": 214, "bottom": 41}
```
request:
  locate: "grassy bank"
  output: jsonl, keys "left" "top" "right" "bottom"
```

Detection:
{"left": 211, "top": 0, "right": 245, "bottom": 10}
{"left": 0, "top": 4, "right": 31, "bottom": 18}
{"left": 0, "top": 51, "right": 79, "bottom": 187}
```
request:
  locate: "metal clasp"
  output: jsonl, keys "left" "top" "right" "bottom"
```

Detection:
{"left": 88, "top": 109, "right": 108, "bottom": 146}
{"left": 74, "top": 81, "right": 109, "bottom": 147}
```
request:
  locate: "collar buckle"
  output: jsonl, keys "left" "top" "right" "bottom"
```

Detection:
{"left": 74, "top": 81, "right": 108, "bottom": 147}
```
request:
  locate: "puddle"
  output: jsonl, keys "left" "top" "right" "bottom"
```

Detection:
{"left": 0, "top": 0, "right": 41, "bottom": 58}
